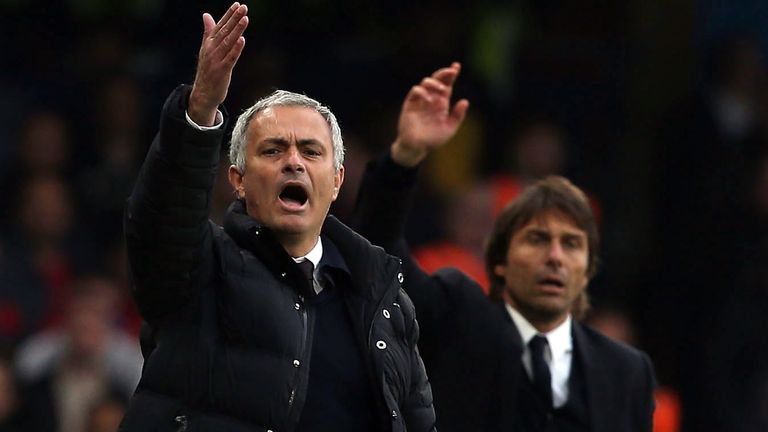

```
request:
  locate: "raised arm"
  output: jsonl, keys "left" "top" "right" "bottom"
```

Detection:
{"left": 353, "top": 63, "right": 468, "bottom": 354}
{"left": 124, "top": 3, "right": 249, "bottom": 322}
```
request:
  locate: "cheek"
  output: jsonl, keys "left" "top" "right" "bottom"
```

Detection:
{"left": 570, "top": 259, "right": 589, "bottom": 289}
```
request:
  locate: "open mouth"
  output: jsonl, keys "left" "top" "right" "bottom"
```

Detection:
{"left": 279, "top": 184, "right": 309, "bottom": 207}
{"left": 538, "top": 277, "right": 564, "bottom": 288}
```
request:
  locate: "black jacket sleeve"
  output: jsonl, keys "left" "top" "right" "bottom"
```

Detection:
{"left": 124, "top": 85, "right": 226, "bottom": 322}
{"left": 352, "top": 154, "right": 453, "bottom": 359}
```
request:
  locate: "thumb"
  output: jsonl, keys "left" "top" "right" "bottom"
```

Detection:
{"left": 202, "top": 13, "right": 216, "bottom": 37}
{"left": 449, "top": 99, "right": 469, "bottom": 126}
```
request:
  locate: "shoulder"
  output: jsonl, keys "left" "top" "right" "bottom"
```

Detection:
{"left": 576, "top": 323, "right": 654, "bottom": 377}
{"left": 430, "top": 268, "right": 513, "bottom": 335}
{"left": 432, "top": 267, "right": 494, "bottom": 306}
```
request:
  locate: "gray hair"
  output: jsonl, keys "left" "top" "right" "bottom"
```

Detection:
{"left": 229, "top": 90, "right": 345, "bottom": 173}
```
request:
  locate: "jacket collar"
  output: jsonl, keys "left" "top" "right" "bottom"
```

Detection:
{"left": 223, "top": 199, "right": 314, "bottom": 296}
{"left": 222, "top": 199, "right": 397, "bottom": 301}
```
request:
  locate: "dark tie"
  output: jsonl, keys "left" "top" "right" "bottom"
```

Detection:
{"left": 297, "top": 260, "right": 315, "bottom": 289}
{"left": 529, "top": 335, "right": 553, "bottom": 410}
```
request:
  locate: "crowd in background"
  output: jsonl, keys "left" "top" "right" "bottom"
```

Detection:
{"left": 2, "top": 0, "right": 768, "bottom": 431}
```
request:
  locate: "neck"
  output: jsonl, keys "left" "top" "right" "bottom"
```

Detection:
{"left": 278, "top": 233, "right": 319, "bottom": 258}
{"left": 529, "top": 316, "right": 567, "bottom": 334}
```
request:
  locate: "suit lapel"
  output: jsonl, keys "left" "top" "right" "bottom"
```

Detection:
{"left": 573, "top": 322, "right": 611, "bottom": 432}
{"left": 495, "top": 302, "right": 524, "bottom": 432}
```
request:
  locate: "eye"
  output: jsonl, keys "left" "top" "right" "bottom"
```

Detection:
{"left": 563, "top": 237, "right": 583, "bottom": 249}
{"left": 262, "top": 148, "right": 280, "bottom": 156}
{"left": 303, "top": 148, "right": 321, "bottom": 157}
{"left": 526, "top": 232, "right": 547, "bottom": 245}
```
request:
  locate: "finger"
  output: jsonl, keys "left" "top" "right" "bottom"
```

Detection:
{"left": 406, "top": 85, "right": 434, "bottom": 105}
{"left": 420, "top": 77, "right": 450, "bottom": 96}
{"left": 212, "top": 3, "right": 240, "bottom": 37}
{"left": 202, "top": 13, "right": 216, "bottom": 37}
{"left": 449, "top": 99, "right": 469, "bottom": 125}
{"left": 212, "top": 15, "right": 249, "bottom": 60}
{"left": 215, "top": 4, "right": 248, "bottom": 42}
{"left": 432, "top": 62, "right": 461, "bottom": 87}
{"left": 224, "top": 36, "right": 247, "bottom": 68}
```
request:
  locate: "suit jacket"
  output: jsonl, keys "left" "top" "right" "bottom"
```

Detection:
{"left": 353, "top": 154, "right": 656, "bottom": 432}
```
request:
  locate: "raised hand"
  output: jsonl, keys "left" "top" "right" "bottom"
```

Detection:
{"left": 188, "top": 2, "right": 249, "bottom": 126}
{"left": 391, "top": 62, "right": 470, "bottom": 167}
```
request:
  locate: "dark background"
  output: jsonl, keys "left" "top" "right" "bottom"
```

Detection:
{"left": 2, "top": 0, "right": 768, "bottom": 430}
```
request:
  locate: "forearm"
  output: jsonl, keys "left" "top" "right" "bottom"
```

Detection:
{"left": 353, "top": 154, "right": 419, "bottom": 249}
{"left": 352, "top": 154, "right": 433, "bottom": 291}
{"left": 125, "top": 85, "right": 225, "bottom": 320}
{"left": 352, "top": 154, "right": 451, "bottom": 352}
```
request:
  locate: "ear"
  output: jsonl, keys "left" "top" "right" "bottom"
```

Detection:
{"left": 493, "top": 264, "right": 506, "bottom": 278}
{"left": 331, "top": 165, "right": 345, "bottom": 201}
{"left": 228, "top": 165, "right": 245, "bottom": 199}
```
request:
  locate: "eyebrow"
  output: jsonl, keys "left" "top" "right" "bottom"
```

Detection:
{"left": 261, "top": 137, "right": 325, "bottom": 147}
{"left": 523, "top": 227, "right": 586, "bottom": 240}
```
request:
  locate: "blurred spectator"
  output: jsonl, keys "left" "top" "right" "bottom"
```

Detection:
{"left": 77, "top": 73, "right": 148, "bottom": 246}
{"left": 15, "top": 275, "right": 141, "bottom": 432}
{"left": 329, "top": 134, "right": 373, "bottom": 224}
{"left": 0, "top": 175, "right": 95, "bottom": 344}
{"left": 584, "top": 307, "right": 637, "bottom": 346}
{"left": 0, "top": 110, "right": 72, "bottom": 226}
{"left": 413, "top": 181, "right": 493, "bottom": 291}
{"left": 491, "top": 118, "right": 601, "bottom": 222}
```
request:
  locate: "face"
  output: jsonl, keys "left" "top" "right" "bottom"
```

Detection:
{"left": 494, "top": 210, "right": 589, "bottom": 330}
{"left": 229, "top": 106, "right": 343, "bottom": 252}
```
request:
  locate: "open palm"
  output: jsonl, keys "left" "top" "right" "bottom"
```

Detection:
{"left": 394, "top": 63, "right": 469, "bottom": 167}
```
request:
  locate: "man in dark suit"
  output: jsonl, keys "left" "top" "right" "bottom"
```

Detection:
{"left": 120, "top": 3, "right": 435, "bottom": 431}
{"left": 354, "top": 62, "right": 656, "bottom": 431}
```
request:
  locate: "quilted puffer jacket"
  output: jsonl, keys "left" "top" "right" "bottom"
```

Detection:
{"left": 120, "top": 85, "right": 435, "bottom": 432}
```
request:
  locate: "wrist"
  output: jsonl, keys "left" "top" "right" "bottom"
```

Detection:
{"left": 390, "top": 139, "right": 428, "bottom": 168}
{"left": 188, "top": 86, "right": 219, "bottom": 127}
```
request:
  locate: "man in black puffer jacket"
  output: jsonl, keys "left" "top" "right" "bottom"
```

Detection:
{"left": 119, "top": 3, "right": 435, "bottom": 431}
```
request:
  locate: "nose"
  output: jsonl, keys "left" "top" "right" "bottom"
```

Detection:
{"left": 546, "top": 241, "right": 564, "bottom": 268}
{"left": 283, "top": 147, "right": 305, "bottom": 173}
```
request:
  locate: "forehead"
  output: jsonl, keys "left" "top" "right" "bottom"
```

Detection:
{"left": 515, "top": 210, "right": 586, "bottom": 237}
{"left": 247, "top": 105, "right": 332, "bottom": 147}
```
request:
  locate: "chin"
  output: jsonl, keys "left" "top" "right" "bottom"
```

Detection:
{"left": 271, "top": 215, "right": 317, "bottom": 235}
{"left": 523, "top": 300, "right": 570, "bottom": 321}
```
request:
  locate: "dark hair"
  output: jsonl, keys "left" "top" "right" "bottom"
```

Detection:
{"left": 484, "top": 176, "right": 599, "bottom": 317}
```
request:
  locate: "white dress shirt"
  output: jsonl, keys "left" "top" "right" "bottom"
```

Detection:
{"left": 292, "top": 238, "right": 323, "bottom": 295}
{"left": 506, "top": 304, "right": 574, "bottom": 408}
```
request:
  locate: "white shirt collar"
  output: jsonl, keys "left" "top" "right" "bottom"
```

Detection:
{"left": 292, "top": 238, "right": 323, "bottom": 294}
{"left": 506, "top": 304, "right": 573, "bottom": 359}
{"left": 294, "top": 237, "right": 323, "bottom": 268}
